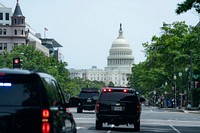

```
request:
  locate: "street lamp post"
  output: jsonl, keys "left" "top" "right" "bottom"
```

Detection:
{"left": 174, "top": 74, "right": 177, "bottom": 108}
{"left": 178, "top": 72, "right": 182, "bottom": 108}
{"left": 185, "top": 68, "right": 189, "bottom": 104}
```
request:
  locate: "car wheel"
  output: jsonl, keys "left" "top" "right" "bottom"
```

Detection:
{"left": 134, "top": 121, "right": 140, "bottom": 131}
{"left": 77, "top": 107, "right": 82, "bottom": 113}
{"left": 95, "top": 119, "right": 102, "bottom": 130}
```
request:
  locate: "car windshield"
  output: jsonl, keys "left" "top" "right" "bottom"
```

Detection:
{"left": 0, "top": 74, "right": 42, "bottom": 106}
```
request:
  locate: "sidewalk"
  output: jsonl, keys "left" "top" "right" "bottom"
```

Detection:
{"left": 178, "top": 107, "right": 200, "bottom": 114}
{"left": 162, "top": 107, "right": 200, "bottom": 114}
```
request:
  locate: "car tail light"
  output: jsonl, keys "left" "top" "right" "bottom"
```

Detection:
{"left": 42, "top": 109, "right": 50, "bottom": 133}
{"left": 136, "top": 105, "right": 141, "bottom": 114}
{"left": 108, "top": 88, "right": 112, "bottom": 92}
{"left": 102, "top": 88, "right": 112, "bottom": 92}
{"left": 42, "top": 123, "right": 50, "bottom": 133}
{"left": 123, "top": 89, "right": 128, "bottom": 93}
{"left": 102, "top": 88, "right": 107, "bottom": 92}
{"left": 95, "top": 101, "right": 100, "bottom": 112}
{"left": 42, "top": 109, "right": 50, "bottom": 118}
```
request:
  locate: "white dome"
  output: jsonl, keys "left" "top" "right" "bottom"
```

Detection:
{"left": 106, "top": 24, "right": 134, "bottom": 70}
{"left": 111, "top": 38, "right": 131, "bottom": 49}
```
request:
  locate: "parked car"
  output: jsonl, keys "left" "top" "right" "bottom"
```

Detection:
{"left": 77, "top": 88, "right": 100, "bottom": 113}
{"left": 95, "top": 87, "right": 145, "bottom": 131}
{"left": 0, "top": 68, "right": 76, "bottom": 133}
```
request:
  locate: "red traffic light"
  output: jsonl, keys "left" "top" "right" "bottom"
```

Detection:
{"left": 13, "top": 58, "right": 21, "bottom": 68}
{"left": 14, "top": 59, "right": 20, "bottom": 64}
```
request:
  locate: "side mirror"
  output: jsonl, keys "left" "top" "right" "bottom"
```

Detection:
{"left": 140, "top": 97, "right": 145, "bottom": 103}
{"left": 68, "top": 97, "right": 79, "bottom": 107}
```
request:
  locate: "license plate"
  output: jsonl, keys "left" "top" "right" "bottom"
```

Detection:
{"left": 113, "top": 106, "right": 123, "bottom": 111}
{"left": 87, "top": 99, "right": 92, "bottom": 102}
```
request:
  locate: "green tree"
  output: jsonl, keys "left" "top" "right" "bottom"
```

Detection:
{"left": 129, "top": 21, "right": 200, "bottom": 106}
{"left": 176, "top": 0, "right": 200, "bottom": 14}
{"left": 108, "top": 81, "right": 114, "bottom": 87}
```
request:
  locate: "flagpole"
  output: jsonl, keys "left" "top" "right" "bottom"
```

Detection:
{"left": 44, "top": 28, "right": 46, "bottom": 38}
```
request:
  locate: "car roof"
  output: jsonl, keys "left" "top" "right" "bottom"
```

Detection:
{"left": 0, "top": 68, "right": 31, "bottom": 75}
{"left": 0, "top": 68, "right": 55, "bottom": 81}
{"left": 104, "top": 86, "right": 135, "bottom": 90}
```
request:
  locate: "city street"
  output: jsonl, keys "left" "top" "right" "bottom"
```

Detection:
{"left": 69, "top": 106, "right": 200, "bottom": 133}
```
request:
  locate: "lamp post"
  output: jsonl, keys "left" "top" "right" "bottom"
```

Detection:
{"left": 178, "top": 72, "right": 183, "bottom": 108}
{"left": 185, "top": 68, "right": 189, "bottom": 105}
{"left": 173, "top": 74, "right": 177, "bottom": 108}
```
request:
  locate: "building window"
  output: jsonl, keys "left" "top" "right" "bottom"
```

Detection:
{"left": 15, "top": 29, "right": 17, "bottom": 35}
{"left": 21, "top": 30, "right": 24, "bottom": 35}
{"left": 22, "top": 19, "right": 24, "bottom": 24}
{"left": 0, "top": 13, "right": 3, "bottom": 20}
{"left": 14, "top": 43, "right": 18, "bottom": 47}
{"left": 3, "top": 29, "right": 6, "bottom": 35}
{"left": 3, "top": 43, "right": 7, "bottom": 50}
{"left": 0, "top": 29, "right": 2, "bottom": 35}
{"left": 5, "top": 13, "right": 9, "bottom": 20}
{"left": 0, "top": 43, "right": 2, "bottom": 50}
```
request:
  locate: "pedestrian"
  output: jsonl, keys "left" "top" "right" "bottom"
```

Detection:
{"left": 186, "top": 102, "right": 191, "bottom": 110}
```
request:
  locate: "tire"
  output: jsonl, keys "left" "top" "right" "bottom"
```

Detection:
{"left": 95, "top": 119, "right": 102, "bottom": 130}
{"left": 134, "top": 121, "right": 140, "bottom": 131}
{"left": 77, "top": 107, "right": 82, "bottom": 113}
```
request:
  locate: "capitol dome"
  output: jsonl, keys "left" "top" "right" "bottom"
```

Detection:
{"left": 105, "top": 24, "right": 134, "bottom": 70}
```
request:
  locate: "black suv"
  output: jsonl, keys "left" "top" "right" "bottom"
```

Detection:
{"left": 0, "top": 68, "right": 76, "bottom": 133}
{"left": 77, "top": 88, "right": 100, "bottom": 113}
{"left": 95, "top": 87, "right": 145, "bottom": 131}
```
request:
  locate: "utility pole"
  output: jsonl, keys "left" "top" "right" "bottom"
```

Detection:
{"left": 189, "top": 51, "right": 193, "bottom": 106}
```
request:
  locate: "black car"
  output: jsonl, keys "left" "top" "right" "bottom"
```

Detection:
{"left": 95, "top": 87, "right": 145, "bottom": 131}
{"left": 0, "top": 68, "right": 76, "bottom": 133}
{"left": 77, "top": 88, "right": 100, "bottom": 113}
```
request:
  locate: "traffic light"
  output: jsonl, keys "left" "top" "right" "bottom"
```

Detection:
{"left": 13, "top": 58, "right": 21, "bottom": 68}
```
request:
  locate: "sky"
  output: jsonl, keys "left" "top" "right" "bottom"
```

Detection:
{"left": 1, "top": 0, "right": 199, "bottom": 69}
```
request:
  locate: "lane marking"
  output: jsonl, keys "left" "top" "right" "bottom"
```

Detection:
{"left": 107, "top": 125, "right": 114, "bottom": 133}
{"left": 170, "top": 125, "right": 181, "bottom": 133}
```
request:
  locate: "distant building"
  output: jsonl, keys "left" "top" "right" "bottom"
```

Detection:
{"left": 0, "top": 1, "right": 62, "bottom": 60}
{"left": 69, "top": 24, "right": 134, "bottom": 87}
{"left": 40, "top": 38, "right": 63, "bottom": 61}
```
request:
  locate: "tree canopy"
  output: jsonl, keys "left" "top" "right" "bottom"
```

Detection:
{"left": 176, "top": 0, "right": 200, "bottom": 14}
{"left": 128, "top": 21, "right": 200, "bottom": 106}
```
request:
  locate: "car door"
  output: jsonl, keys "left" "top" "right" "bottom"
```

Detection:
{"left": 42, "top": 77, "right": 70, "bottom": 133}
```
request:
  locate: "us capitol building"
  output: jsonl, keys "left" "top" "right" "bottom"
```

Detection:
{"left": 69, "top": 24, "right": 134, "bottom": 87}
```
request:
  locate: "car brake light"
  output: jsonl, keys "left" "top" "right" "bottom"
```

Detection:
{"left": 42, "top": 123, "right": 50, "bottom": 133}
{"left": 123, "top": 89, "right": 128, "bottom": 93}
{"left": 103, "top": 88, "right": 107, "bottom": 92}
{"left": 42, "top": 109, "right": 50, "bottom": 118}
{"left": 42, "top": 109, "right": 50, "bottom": 133}
{"left": 108, "top": 88, "right": 112, "bottom": 92}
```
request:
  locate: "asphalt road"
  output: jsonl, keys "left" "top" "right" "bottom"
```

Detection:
{"left": 69, "top": 106, "right": 200, "bottom": 133}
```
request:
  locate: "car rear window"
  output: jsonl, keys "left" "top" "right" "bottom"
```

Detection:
{"left": 0, "top": 74, "right": 42, "bottom": 106}
{"left": 80, "top": 91, "right": 99, "bottom": 99}
{"left": 100, "top": 91, "right": 138, "bottom": 102}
